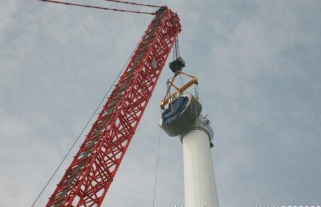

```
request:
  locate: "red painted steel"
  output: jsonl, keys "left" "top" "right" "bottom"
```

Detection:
{"left": 45, "top": 6, "right": 181, "bottom": 207}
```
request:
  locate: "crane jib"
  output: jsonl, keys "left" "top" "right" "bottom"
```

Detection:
{"left": 45, "top": 6, "right": 181, "bottom": 207}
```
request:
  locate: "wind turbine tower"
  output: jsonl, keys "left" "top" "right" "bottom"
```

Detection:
{"left": 159, "top": 68, "right": 220, "bottom": 207}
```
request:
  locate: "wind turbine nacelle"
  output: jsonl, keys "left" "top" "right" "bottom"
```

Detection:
{"left": 158, "top": 93, "right": 202, "bottom": 137}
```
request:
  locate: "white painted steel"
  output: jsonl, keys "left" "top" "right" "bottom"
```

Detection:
{"left": 181, "top": 129, "right": 219, "bottom": 207}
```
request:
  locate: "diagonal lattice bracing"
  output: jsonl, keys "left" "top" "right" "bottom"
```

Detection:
{"left": 45, "top": 6, "right": 181, "bottom": 207}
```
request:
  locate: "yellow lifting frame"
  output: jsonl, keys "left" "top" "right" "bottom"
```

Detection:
{"left": 160, "top": 72, "right": 198, "bottom": 109}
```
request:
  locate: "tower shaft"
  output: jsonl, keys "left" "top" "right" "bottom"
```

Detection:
{"left": 159, "top": 92, "right": 220, "bottom": 207}
{"left": 181, "top": 123, "right": 219, "bottom": 207}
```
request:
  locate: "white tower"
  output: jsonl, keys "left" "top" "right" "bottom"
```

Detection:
{"left": 159, "top": 93, "right": 219, "bottom": 207}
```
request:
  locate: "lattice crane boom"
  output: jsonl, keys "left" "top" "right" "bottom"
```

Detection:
{"left": 45, "top": 6, "right": 181, "bottom": 207}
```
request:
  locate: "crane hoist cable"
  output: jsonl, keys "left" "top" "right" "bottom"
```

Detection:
{"left": 103, "top": 0, "right": 161, "bottom": 8}
{"left": 169, "top": 36, "right": 186, "bottom": 74}
{"left": 173, "top": 37, "right": 180, "bottom": 60}
{"left": 152, "top": 126, "right": 162, "bottom": 207}
{"left": 171, "top": 37, "right": 185, "bottom": 85}
{"left": 40, "top": 0, "right": 158, "bottom": 15}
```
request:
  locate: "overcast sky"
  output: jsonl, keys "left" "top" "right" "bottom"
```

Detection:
{"left": 1, "top": 0, "right": 321, "bottom": 207}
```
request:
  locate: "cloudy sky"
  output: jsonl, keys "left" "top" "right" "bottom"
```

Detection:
{"left": 1, "top": 0, "right": 321, "bottom": 207}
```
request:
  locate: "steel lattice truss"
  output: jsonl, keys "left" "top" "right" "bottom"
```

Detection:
{"left": 46, "top": 6, "right": 181, "bottom": 207}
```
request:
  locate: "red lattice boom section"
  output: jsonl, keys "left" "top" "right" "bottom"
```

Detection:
{"left": 45, "top": 6, "right": 181, "bottom": 207}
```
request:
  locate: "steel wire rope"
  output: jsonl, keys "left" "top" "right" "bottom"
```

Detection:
{"left": 172, "top": 37, "right": 180, "bottom": 60}
{"left": 152, "top": 123, "right": 162, "bottom": 207}
{"left": 147, "top": 83, "right": 165, "bottom": 207}
{"left": 179, "top": 74, "right": 184, "bottom": 85}
{"left": 176, "top": 37, "right": 180, "bottom": 58}
{"left": 31, "top": 37, "right": 142, "bottom": 207}
{"left": 40, "top": 0, "right": 156, "bottom": 15}
{"left": 171, "top": 37, "right": 184, "bottom": 86}
{"left": 103, "top": 0, "right": 161, "bottom": 8}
